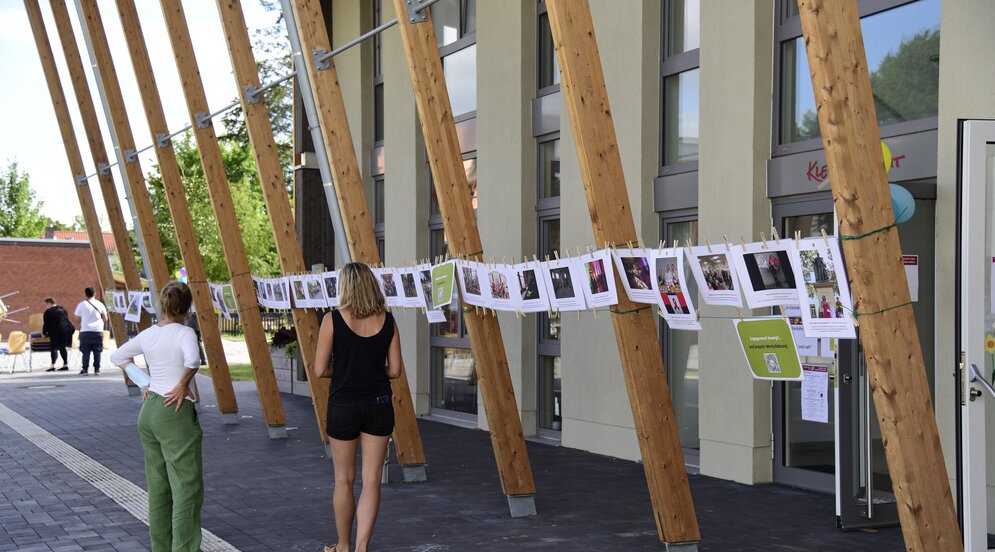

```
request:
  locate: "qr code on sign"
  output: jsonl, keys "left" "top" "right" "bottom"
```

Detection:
{"left": 763, "top": 353, "right": 781, "bottom": 374}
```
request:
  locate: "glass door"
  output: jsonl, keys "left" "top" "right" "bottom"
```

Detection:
{"left": 956, "top": 120, "right": 995, "bottom": 552}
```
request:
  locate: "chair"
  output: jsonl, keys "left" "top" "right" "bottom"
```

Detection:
{"left": 1, "top": 331, "right": 30, "bottom": 374}
{"left": 28, "top": 313, "right": 50, "bottom": 352}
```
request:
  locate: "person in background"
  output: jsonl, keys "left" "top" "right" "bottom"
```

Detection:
{"left": 314, "top": 262, "right": 404, "bottom": 552}
{"left": 42, "top": 297, "right": 74, "bottom": 371}
{"left": 110, "top": 281, "right": 203, "bottom": 552}
{"left": 73, "top": 287, "right": 107, "bottom": 376}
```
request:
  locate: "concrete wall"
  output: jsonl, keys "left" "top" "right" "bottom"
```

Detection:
{"left": 935, "top": 0, "right": 995, "bottom": 525}
{"left": 696, "top": 0, "right": 774, "bottom": 484}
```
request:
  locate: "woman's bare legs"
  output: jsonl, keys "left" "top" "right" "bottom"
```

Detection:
{"left": 354, "top": 433, "right": 389, "bottom": 552}
{"left": 330, "top": 437, "right": 358, "bottom": 551}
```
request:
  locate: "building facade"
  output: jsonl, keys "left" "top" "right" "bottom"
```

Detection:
{"left": 295, "top": 0, "right": 995, "bottom": 529}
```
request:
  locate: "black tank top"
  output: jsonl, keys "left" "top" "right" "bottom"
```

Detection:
{"left": 328, "top": 310, "right": 394, "bottom": 404}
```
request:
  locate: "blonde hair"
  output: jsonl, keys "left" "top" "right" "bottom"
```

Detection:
{"left": 160, "top": 281, "right": 193, "bottom": 318}
{"left": 338, "top": 263, "right": 386, "bottom": 318}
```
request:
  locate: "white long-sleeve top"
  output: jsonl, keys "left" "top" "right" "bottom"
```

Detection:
{"left": 110, "top": 323, "right": 200, "bottom": 398}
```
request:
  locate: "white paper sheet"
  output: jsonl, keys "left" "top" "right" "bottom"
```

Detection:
{"left": 651, "top": 248, "right": 700, "bottom": 331}
{"left": 513, "top": 260, "right": 551, "bottom": 314}
{"left": 611, "top": 248, "right": 659, "bottom": 304}
{"left": 578, "top": 249, "right": 618, "bottom": 309}
{"left": 730, "top": 241, "right": 803, "bottom": 308}
{"left": 271, "top": 277, "right": 291, "bottom": 310}
{"left": 541, "top": 258, "right": 587, "bottom": 312}
{"left": 801, "top": 364, "right": 830, "bottom": 423}
{"left": 903, "top": 255, "right": 919, "bottom": 302}
{"left": 320, "top": 271, "right": 339, "bottom": 308}
{"left": 685, "top": 244, "right": 743, "bottom": 307}
{"left": 375, "top": 267, "right": 402, "bottom": 307}
{"left": 289, "top": 276, "right": 308, "bottom": 308}
{"left": 395, "top": 269, "right": 423, "bottom": 309}
{"left": 455, "top": 260, "right": 489, "bottom": 308}
{"left": 784, "top": 305, "right": 818, "bottom": 356}
{"left": 790, "top": 237, "right": 856, "bottom": 339}
{"left": 141, "top": 292, "right": 156, "bottom": 314}
{"left": 125, "top": 291, "right": 143, "bottom": 323}
{"left": 482, "top": 263, "right": 520, "bottom": 312}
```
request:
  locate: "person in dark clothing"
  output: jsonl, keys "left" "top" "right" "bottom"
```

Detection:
{"left": 314, "top": 262, "right": 404, "bottom": 552}
{"left": 42, "top": 297, "right": 74, "bottom": 371}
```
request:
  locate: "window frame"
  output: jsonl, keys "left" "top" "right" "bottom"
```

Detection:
{"left": 772, "top": 0, "right": 938, "bottom": 156}
{"left": 659, "top": 0, "right": 701, "bottom": 177}
{"left": 536, "top": 1, "right": 561, "bottom": 98}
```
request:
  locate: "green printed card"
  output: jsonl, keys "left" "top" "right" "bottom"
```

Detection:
{"left": 735, "top": 318, "right": 803, "bottom": 380}
{"left": 431, "top": 261, "right": 456, "bottom": 309}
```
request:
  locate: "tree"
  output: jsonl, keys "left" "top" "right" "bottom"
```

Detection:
{"left": 146, "top": 133, "right": 281, "bottom": 282}
{"left": 0, "top": 161, "right": 52, "bottom": 238}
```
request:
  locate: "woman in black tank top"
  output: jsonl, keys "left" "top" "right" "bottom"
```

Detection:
{"left": 314, "top": 262, "right": 405, "bottom": 552}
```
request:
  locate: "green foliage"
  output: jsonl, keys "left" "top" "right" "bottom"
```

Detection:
{"left": 0, "top": 161, "right": 53, "bottom": 238}
{"left": 146, "top": 133, "right": 281, "bottom": 282}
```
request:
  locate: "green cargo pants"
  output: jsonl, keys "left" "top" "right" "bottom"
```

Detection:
{"left": 138, "top": 392, "right": 204, "bottom": 552}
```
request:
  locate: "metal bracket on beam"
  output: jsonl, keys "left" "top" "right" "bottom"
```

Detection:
{"left": 97, "top": 162, "right": 111, "bottom": 176}
{"left": 75, "top": 174, "right": 88, "bottom": 187}
{"left": 124, "top": 148, "right": 138, "bottom": 164}
{"left": 405, "top": 0, "right": 430, "bottom": 23}
{"left": 155, "top": 133, "right": 171, "bottom": 149}
{"left": 244, "top": 84, "right": 262, "bottom": 105}
{"left": 312, "top": 48, "right": 332, "bottom": 71}
{"left": 194, "top": 112, "right": 212, "bottom": 129}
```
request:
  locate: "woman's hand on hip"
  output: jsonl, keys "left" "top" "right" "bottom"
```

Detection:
{"left": 163, "top": 382, "right": 192, "bottom": 412}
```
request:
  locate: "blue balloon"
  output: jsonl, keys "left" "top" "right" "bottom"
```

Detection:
{"left": 890, "top": 184, "right": 915, "bottom": 224}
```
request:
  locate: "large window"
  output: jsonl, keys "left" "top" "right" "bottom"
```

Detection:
{"left": 537, "top": 135, "right": 561, "bottom": 433}
{"left": 433, "top": 0, "right": 477, "bottom": 120}
{"left": 776, "top": 0, "right": 940, "bottom": 150}
{"left": 372, "top": 0, "right": 385, "bottom": 257}
{"left": 660, "top": 0, "right": 700, "bottom": 172}
{"left": 661, "top": 217, "right": 699, "bottom": 452}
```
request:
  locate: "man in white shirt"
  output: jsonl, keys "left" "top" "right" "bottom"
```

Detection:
{"left": 73, "top": 287, "right": 108, "bottom": 375}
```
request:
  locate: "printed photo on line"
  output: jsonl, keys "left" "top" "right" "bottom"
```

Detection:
{"left": 580, "top": 250, "right": 618, "bottom": 309}
{"left": 462, "top": 265, "right": 481, "bottom": 296}
{"left": 401, "top": 272, "right": 418, "bottom": 298}
{"left": 656, "top": 257, "right": 690, "bottom": 315}
{"left": 323, "top": 274, "right": 338, "bottom": 300}
{"left": 549, "top": 267, "right": 574, "bottom": 299}
{"left": 419, "top": 268, "right": 435, "bottom": 310}
{"left": 651, "top": 250, "right": 700, "bottom": 331}
{"left": 731, "top": 241, "right": 802, "bottom": 308}
{"left": 292, "top": 278, "right": 307, "bottom": 304}
{"left": 542, "top": 259, "right": 586, "bottom": 312}
{"left": 791, "top": 237, "right": 856, "bottom": 339}
{"left": 514, "top": 261, "right": 550, "bottom": 313}
{"left": 686, "top": 244, "right": 743, "bottom": 308}
{"left": 489, "top": 270, "right": 510, "bottom": 300}
{"left": 611, "top": 248, "right": 660, "bottom": 304}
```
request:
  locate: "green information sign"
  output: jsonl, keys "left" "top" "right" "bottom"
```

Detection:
{"left": 431, "top": 261, "right": 456, "bottom": 308}
{"left": 735, "top": 318, "right": 803, "bottom": 380}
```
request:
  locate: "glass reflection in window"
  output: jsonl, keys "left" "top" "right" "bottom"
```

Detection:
{"left": 444, "top": 45, "right": 477, "bottom": 117}
{"left": 432, "top": 0, "right": 460, "bottom": 47}
{"left": 665, "top": 220, "right": 699, "bottom": 449}
{"left": 780, "top": 0, "right": 940, "bottom": 144}
{"left": 668, "top": 0, "right": 700, "bottom": 55}
{"left": 539, "top": 139, "right": 560, "bottom": 199}
{"left": 538, "top": 12, "right": 560, "bottom": 89}
{"left": 432, "top": 347, "right": 477, "bottom": 414}
{"left": 539, "top": 356, "right": 562, "bottom": 430}
{"left": 663, "top": 68, "right": 700, "bottom": 165}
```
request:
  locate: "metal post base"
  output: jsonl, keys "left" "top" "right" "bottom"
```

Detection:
{"left": 401, "top": 464, "right": 428, "bottom": 483}
{"left": 221, "top": 413, "right": 240, "bottom": 425}
{"left": 126, "top": 385, "right": 141, "bottom": 397}
{"left": 507, "top": 495, "right": 537, "bottom": 518}
{"left": 665, "top": 542, "right": 699, "bottom": 552}
{"left": 267, "top": 425, "right": 288, "bottom": 439}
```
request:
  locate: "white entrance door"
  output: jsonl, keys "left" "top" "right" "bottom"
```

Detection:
{"left": 959, "top": 119, "right": 995, "bottom": 552}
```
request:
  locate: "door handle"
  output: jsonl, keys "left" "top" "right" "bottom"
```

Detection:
{"left": 968, "top": 363, "right": 995, "bottom": 400}
{"left": 841, "top": 373, "right": 852, "bottom": 385}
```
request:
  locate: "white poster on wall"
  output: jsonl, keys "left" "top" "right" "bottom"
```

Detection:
{"left": 541, "top": 257, "right": 587, "bottom": 312}
{"left": 651, "top": 248, "right": 700, "bottom": 331}
{"left": 686, "top": 243, "right": 743, "bottom": 307}
{"left": 790, "top": 237, "right": 856, "bottom": 339}
{"left": 578, "top": 249, "right": 618, "bottom": 309}
{"left": 611, "top": 248, "right": 659, "bottom": 304}
{"left": 513, "top": 260, "right": 551, "bottom": 314}
{"left": 730, "top": 241, "right": 803, "bottom": 308}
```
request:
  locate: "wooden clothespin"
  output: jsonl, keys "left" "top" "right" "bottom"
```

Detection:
{"left": 553, "top": 250, "right": 560, "bottom": 260}
{"left": 760, "top": 232, "right": 769, "bottom": 249}
{"left": 576, "top": 245, "right": 582, "bottom": 257}
{"left": 739, "top": 235, "right": 747, "bottom": 247}
{"left": 772, "top": 226, "right": 781, "bottom": 244}
{"left": 637, "top": 239, "right": 645, "bottom": 249}
{"left": 794, "top": 231, "right": 801, "bottom": 248}
{"left": 686, "top": 239, "right": 693, "bottom": 250}
{"left": 626, "top": 240, "right": 634, "bottom": 249}
{"left": 696, "top": 309, "right": 701, "bottom": 322}
{"left": 705, "top": 238, "right": 713, "bottom": 254}
{"left": 672, "top": 240, "right": 679, "bottom": 251}
{"left": 820, "top": 228, "right": 831, "bottom": 248}
{"left": 723, "top": 234, "right": 731, "bottom": 250}
{"left": 737, "top": 307, "right": 744, "bottom": 321}
{"left": 593, "top": 307, "right": 598, "bottom": 319}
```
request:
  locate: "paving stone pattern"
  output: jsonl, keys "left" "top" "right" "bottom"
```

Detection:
{"left": 0, "top": 371, "right": 905, "bottom": 551}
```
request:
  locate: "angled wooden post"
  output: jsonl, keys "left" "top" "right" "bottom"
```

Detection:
{"left": 286, "top": 0, "right": 427, "bottom": 476}
{"left": 391, "top": 0, "right": 536, "bottom": 516}
{"left": 212, "top": 0, "right": 329, "bottom": 446}
{"left": 50, "top": 0, "right": 152, "bottom": 342}
{"left": 544, "top": 1, "right": 700, "bottom": 545}
{"left": 104, "top": 0, "right": 241, "bottom": 422}
{"left": 797, "top": 1, "right": 961, "bottom": 550}
{"left": 23, "top": 0, "right": 137, "bottom": 396}
{"left": 158, "top": 0, "right": 287, "bottom": 438}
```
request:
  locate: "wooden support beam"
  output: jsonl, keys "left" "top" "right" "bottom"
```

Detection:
{"left": 158, "top": 0, "right": 287, "bottom": 437}
{"left": 111, "top": 0, "right": 239, "bottom": 420}
{"left": 544, "top": 0, "right": 700, "bottom": 544}
{"left": 391, "top": 0, "right": 536, "bottom": 509}
{"left": 50, "top": 0, "right": 152, "bottom": 340}
{"left": 212, "top": 0, "right": 328, "bottom": 444}
{"left": 75, "top": 0, "right": 169, "bottom": 301}
{"left": 287, "top": 0, "right": 426, "bottom": 470}
{"left": 796, "top": 2, "right": 961, "bottom": 550}
{"left": 23, "top": 0, "right": 136, "bottom": 395}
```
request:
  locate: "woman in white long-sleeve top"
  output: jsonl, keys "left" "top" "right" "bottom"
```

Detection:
{"left": 111, "top": 281, "right": 203, "bottom": 552}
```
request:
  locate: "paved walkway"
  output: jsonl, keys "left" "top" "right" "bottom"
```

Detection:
{"left": 0, "top": 364, "right": 906, "bottom": 551}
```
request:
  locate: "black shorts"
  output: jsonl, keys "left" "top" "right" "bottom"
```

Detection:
{"left": 326, "top": 401, "right": 395, "bottom": 441}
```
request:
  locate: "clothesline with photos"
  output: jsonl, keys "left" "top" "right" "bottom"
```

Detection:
{"left": 103, "top": 230, "right": 859, "bottom": 342}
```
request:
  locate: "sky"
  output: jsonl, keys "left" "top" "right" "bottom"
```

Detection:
{"left": 0, "top": 0, "right": 278, "bottom": 228}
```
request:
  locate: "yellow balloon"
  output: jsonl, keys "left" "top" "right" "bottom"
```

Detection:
{"left": 881, "top": 141, "right": 892, "bottom": 173}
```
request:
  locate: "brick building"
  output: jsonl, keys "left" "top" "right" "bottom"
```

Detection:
{"left": 0, "top": 238, "right": 102, "bottom": 337}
